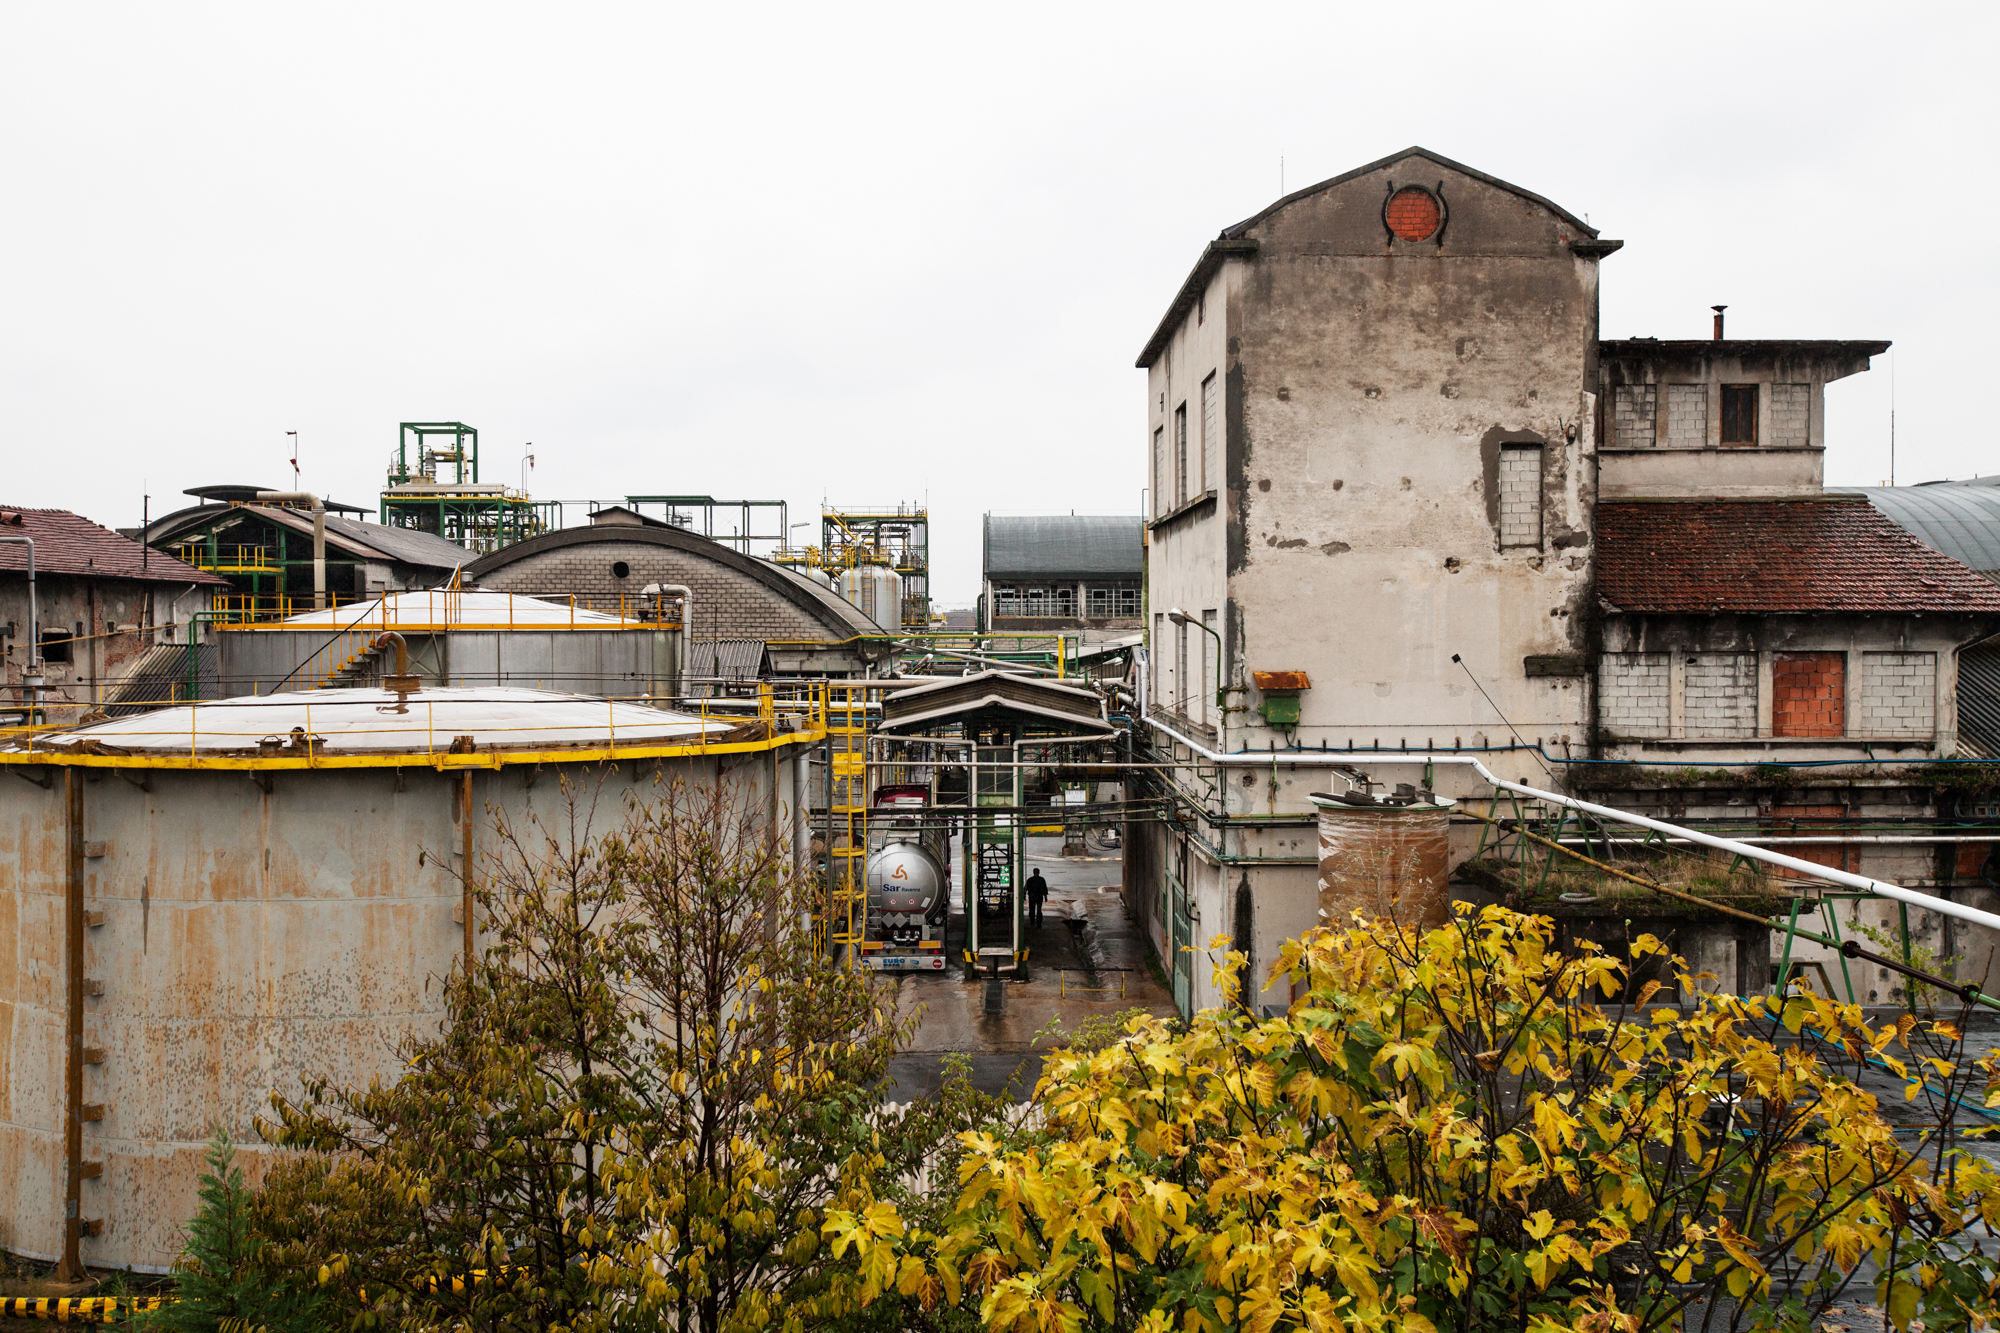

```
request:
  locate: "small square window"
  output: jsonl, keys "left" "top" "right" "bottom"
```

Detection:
{"left": 40, "top": 631, "right": 73, "bottom": 665}
{"left": 1721, "top": 385, "right": 1759, "bottom": 445}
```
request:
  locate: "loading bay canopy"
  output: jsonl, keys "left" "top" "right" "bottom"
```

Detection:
{"left": 876, "top": 670, "right": 1113, "bottom": 736}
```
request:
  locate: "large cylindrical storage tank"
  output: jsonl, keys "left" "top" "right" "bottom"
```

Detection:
{"left": 0, "top": 686, "right": 819, "bottom": 1273}
{"left": 1309, "top": 787, "right": 1456, "bottom": 931}
{"left": 838, "top": 564, "right": 903, "bottom": 629}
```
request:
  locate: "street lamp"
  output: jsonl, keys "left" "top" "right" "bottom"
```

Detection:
{"left": 1165, "top": 607, "right": 1227, "bottom": 735}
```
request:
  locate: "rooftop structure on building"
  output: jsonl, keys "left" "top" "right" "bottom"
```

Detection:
{"left": 144, "top": 488, "right": 471, "bottom": 615}
{"left": 1125, "top": 142, "right": 1998, "bottom": 1019}
{"left": 465, "top": 518, "right": 886, "bottom": 676}
{"left": 1843, "top": 477, "right": 2000, "bottom": 582}
{"left": 981, "top": 514, "right": 1143, "bottom": 639}
{"left": 380, "top": 422, "right": 557, "bottom": 553}
{"left": 0, "top": 505, "right": 226, "bottom": 722}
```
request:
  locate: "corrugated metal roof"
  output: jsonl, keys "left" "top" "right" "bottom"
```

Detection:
{"left": 143, "top": 503, "right": 473, "bottom": 571}
{"left": 1836, "top": 479, "right": 2000, "bottom": 579}
{"left": 105, "top": 642, "right": 218, "bottom": 715}
{"left": 1597, "top": 498, "right": 2000, "bottom": 614}
{"left": 1961, "top": 640, "right": 2000, "bottom": 759}
{"left": 687, "top": 639, "right": 769, "bottom": 679}
{"left": 318, "top": 514, "right": 473, "bottom": 569}
{"left": 982, "top": 515, "right": 1143, "bottom": 580}
{"left": 0, "top": 506, "right": 227, "bottom": 585}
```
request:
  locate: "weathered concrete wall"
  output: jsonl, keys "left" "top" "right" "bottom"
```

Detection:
{"left": 1598, "top": 613, "right": 1978, "bottom": 761}
{"left": 1136, "top": 153, "right": 1610, "bottom": 1010}
{"left": 1216, "top": 160, "right": 1600, "bottom": 753}
{"left": 1598, "top": 447, "right": 1822, "bottom": 499}
{"left": 0, "top": 745, "right": 804, "bottom": 1270}
{"left": 1594, "top": 342, "right": 1881, "bottom": 497}
{"left": 1, "top": 578, "right": 211, "bottom": 712}
{"left": 1146, "top": 261, "right": 1233, "bottom": 737}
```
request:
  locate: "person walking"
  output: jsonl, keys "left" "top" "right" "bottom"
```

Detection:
{"left": 1024, "top": 867, "right": 1049, "bottom": 929}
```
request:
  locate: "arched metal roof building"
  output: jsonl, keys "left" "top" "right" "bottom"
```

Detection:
{"left": 1839, "top": 478, "right": 2000, "bottom": 580}
{"left": 465, "top": 520, "right": 886, "bottom": 675}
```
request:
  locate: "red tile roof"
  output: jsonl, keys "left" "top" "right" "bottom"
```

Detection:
{"left": 1597, "top": 497, "right": 2000, "bottom": 614}
{"left": 0, "top": 505, "right": 226, "bottom": 585}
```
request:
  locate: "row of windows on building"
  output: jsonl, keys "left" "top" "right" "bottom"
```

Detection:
{"left": 1600, "top": 650, "right": 1936, "bottom": 740}
{"left": 1612, "top": 383, "right": 1810, "bottom": 449}
{"left": 1153, "top": 371, "right": 1221, "bottom": 517}
{"left": 992, "top": 586, "right": 1141, "bottom": 619}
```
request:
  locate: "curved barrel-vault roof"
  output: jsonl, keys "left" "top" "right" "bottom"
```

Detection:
{"left": 465, "top": 523, "right": 880, "bottom": 647}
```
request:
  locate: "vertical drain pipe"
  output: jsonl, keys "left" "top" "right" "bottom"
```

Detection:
{"left": 59, "top": 769, "right": 84, "bottom": 1280}
{"left": 792, "top": 747, "right": 810, "bottom": 876}
{"left": 461, "top": 772, "right": 475, "bottom": 970}
{"left": 0, "top": 535, "right": 40, "bottom": 708}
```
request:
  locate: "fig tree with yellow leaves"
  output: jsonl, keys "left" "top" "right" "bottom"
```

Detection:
{"left": 827, "top": 905, "right": 2000, "bottom": 1333}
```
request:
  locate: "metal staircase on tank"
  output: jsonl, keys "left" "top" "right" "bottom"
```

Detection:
{"left": 323, "top": 637, "right": 385, "bottom": 688}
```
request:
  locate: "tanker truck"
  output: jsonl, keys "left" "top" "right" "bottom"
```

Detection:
{"left": 859, "top": 784, "right": 951, "bottom": 971}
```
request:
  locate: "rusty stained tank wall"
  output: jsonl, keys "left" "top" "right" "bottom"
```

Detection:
{"left": 0, "top": 749, "right": 796, "bottom": 1272}
{"left": 1311, "top": 796, "right": 1456, "bottom": 931}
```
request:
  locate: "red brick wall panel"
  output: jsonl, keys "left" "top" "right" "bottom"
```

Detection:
{"left": 1384, "top": 189, "right": 1441, "bottom": 241}
{"left": 1773, "top": 653, "right": 1845, "bottom": 738}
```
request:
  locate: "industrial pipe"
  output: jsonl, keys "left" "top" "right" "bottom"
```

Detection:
{"left": 370, "top": 631, "right": 418, "bottom": 693}
{"left": 255, "top": 492, "right": 326, "bottom": 610}
{"left": 1134, "top": 650, "right": 2000, "bottom": 938}
{"left": 644, "top": 584, "right": 693, "bottom": 694}
{"left": 0, "top": 536, "right": 39, "bottom": 703}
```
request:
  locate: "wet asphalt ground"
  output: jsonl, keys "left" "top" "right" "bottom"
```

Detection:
{"left": 881, "top": 832, "right": 1178, "bottom": 1103}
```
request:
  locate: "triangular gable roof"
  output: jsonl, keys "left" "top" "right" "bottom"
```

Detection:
{"left": 876, "top": 669, "right": 1111, "bottom": 735}
{"left": 1138, "top": 146, "right": 1602, "bottom": 368}
{"left": 1218, "top": 145, "right": 1598, "bottom": 243}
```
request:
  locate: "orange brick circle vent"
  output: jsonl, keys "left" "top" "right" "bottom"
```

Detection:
{"left": 1385, "top": 187, "right": 1442, "bottom": 241}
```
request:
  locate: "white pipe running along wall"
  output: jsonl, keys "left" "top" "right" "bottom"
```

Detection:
{"left": 1134, "top": 648, "right": 2000, "bottom": 937}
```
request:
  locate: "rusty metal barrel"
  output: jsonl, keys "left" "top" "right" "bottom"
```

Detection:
{"left": 1308, "top": 786, "right": 1456, "bottom": 931}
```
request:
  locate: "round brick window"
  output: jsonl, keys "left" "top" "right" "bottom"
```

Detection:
{"left": 612, "top": 561, "right": 630, "bottom": 579}
{"left": 1384, "top": 187, "right": 1442, "bottom": 241}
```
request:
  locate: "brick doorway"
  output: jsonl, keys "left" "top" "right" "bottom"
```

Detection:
{"left": 1773, "top": 652, "right": 1845, "bottom": 737}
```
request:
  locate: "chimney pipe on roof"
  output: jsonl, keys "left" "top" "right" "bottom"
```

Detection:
{"left": 255, "top": 492, "right": 326, "bottom": 610}
{"left": 1712, "top": 305, "right": 1727, "bottom": 341}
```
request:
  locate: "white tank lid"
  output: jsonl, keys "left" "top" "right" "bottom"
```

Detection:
{"left": 267, "top": 589, "right": 633, "bottom": 628}
{"left": 25, "top": 687, "right": 728, "bottom": 754}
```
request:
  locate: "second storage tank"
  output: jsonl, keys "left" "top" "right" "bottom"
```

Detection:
{"left": 838, "top": 564, "right": 902, "bottom": 629}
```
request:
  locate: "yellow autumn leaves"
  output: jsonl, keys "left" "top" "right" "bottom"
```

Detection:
{"left": 826, "top": 904, "right": 2000, "bottom": 1333}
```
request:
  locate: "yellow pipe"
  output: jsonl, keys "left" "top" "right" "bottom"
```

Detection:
{"left": 0, "top": 727, "right": 827, "bottom": 772}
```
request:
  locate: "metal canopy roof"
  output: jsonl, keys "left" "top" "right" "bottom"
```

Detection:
{"left": 982, "top": 515, "right": 1144, "bottom": 580}
{"left": 876, "top": 670, "right": 1112, "bottom": 735}
{"left": 23, "top": 686, "right": 726, "bottom": 754}
{"left": 1839, "top": 479, "right": 2000, "bottom": 579}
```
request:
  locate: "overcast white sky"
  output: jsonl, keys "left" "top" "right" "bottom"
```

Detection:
{"left": 2, "top": 3, "right": 1990, "bottom": 602}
